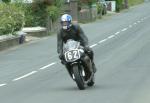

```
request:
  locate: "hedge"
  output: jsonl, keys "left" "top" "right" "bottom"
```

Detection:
{"left": 0, "top": 3, "right": 24, "bottom": 35}
{"left": 24, "top": 2, "right": 47, "bottom": 27}
{"left": 24, "top": 0, "right": 64, "bottom": 27}
{"left": 115, "top": 0, "right": 124, "bottom": 12}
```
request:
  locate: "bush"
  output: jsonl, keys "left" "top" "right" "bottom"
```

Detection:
{"left": 0, "top": 0, "right": 64, "bottom": 35}
{"left": 96, "top": 2, "right": 102, "bottom": 16}
{"left": 47, "top": 5, "right": 60, "bottom": 22}
{"left": 80, "top": 0, "right": 97, "bottom": 10}
{"left": 24, "top": 0, "right": 64, "bottom": 27}
{"left": 116, "top": 0, "right": 123, "bottom": 12}
{"left": 23, "top": 4, "right": 35, "bottom": 27}
{"left": 80, "top": 0, "right": 97, "bottom": 5}
{"left": 0, "top": 3, "right": 24, "bottom": 35}
{"left": 46, "top": 0, "right": 64, "bottom": 22}
{"left": 24, "top": 2, "right": 47, "bottom": 27}
{"left": 2, "top": 0, "right": 11, "bottom": 3}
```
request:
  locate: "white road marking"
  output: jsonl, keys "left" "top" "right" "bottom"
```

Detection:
{"left": 108, "top": 35, "right": 115, "bottom": 39}
{"left": 90, "top": 44, "right": 98, "bottom": 48}
{"left": 144, "top": 17, "right": 147, "bottom": 19}
{"left": 13, "top": 71, "right": 38, "bottom": 81}
{"left": 129, "top": 25, "right": 133, "bottom": 28}
{"left": 137, "top": 21, "right": 141, "bottom": 23}
{"left": 0, "top": 83, "right": 7, "bottom": 87}
{"left": 39, "top": 62, "right": 56, "bottom": 70}
{"left": 134, "top": 22, "right": 137, "bottom": 25}
{"left": 98, "top": 39, "right": 107, "bottom": 44}
{"left": 115, "top": 31, "right": 120, "bottom": 35}
{"left": 121, "top": 28, "right": 128, "bottom": 32}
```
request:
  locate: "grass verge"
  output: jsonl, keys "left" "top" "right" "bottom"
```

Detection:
{"left": 129, "top": 0, "right": 144, "bottom": 6}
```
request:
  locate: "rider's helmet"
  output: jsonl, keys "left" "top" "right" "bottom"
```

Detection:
{"left": 60, "top": 14, "right": 72, "bottom": 30}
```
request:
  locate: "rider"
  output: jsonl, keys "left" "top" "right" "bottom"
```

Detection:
{"left": 57, "top": 14, "right": 97, "bottom": 75}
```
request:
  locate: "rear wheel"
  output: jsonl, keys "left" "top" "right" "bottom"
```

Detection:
{"left": 72, "top": 64, "right": 85, "bottom": 90}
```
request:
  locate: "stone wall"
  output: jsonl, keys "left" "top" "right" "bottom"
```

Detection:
{"left": 0, "top": 36, "right": 20, "bottom": 51}
{"left": 0, "top": 27, "right": 47, "bottom": 51}
{"left": 78, "top": 7, "right": 97, "bottom": 23}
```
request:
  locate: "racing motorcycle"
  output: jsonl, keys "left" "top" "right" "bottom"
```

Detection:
{"left": 63, "top": 39, "right": 95, "bottom": 90}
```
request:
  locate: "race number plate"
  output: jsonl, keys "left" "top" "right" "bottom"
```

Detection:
{"left": 65, "top": 50, "right": 80, "bottom": 62}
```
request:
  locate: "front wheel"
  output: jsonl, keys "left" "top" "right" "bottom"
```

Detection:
{"left": 72, "top": 64, "right": 85, "bottom": 90}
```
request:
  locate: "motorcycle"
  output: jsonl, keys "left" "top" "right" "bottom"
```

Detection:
{"left": 63, "top": 39, "right": 95, "bottom": 90}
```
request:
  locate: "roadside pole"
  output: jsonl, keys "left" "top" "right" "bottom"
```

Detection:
{"left": 124, "top": 0, "right": 128, "bottom": 9}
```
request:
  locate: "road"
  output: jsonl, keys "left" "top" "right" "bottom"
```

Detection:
{"left": 0, "top": 2, "right": 150, "bottom": 103}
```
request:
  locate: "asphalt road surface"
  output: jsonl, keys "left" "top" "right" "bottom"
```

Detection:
{"left": 0, "top": 2, "right": 150, "bottom": 103}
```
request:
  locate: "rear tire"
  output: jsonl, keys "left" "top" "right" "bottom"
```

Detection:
{"left": 73, "top": 64, "right": 85, "bottom": 90}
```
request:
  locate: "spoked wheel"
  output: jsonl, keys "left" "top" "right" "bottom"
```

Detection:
{"left": 72, "top": 64, "right": 85, "bottom": 90}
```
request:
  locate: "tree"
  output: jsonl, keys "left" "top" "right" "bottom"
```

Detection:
{"left": 2, "top": 0, "right": 11, "bottom": 3}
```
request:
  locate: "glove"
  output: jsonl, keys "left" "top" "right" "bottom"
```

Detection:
{"left": 58, "top": 54, "right": 63, "bottom": 60}
{"left": 84, "top": 46, "right": 91, "bottom": 52}
{"left": 58, "top": 54, "right": 66, "bottom": 65}
{"left": 84, "top": 46, "right": 93, "bottom": 60}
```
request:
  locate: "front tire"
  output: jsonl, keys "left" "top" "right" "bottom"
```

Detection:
{"left": 72, "top": 64, "right": 85, "bottom": 90}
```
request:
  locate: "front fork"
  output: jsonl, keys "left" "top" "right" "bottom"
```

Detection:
{"left": 66, "top": 54, "right": 93, "bottom": 81}
{"left": 68, "top": 62, "right": 84, "bottom": 81}
{"left": 81, "top": 55, "right": 93, "bottom": 74}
